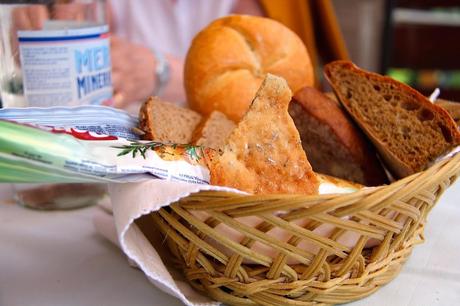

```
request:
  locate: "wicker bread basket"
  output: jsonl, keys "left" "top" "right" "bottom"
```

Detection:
{"left": 151, "top": 153, "right": 460, "bottom": 306}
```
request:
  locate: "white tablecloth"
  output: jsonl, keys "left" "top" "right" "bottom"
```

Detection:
{"left": 1, "top": 182, "right": 459, "bottom": 306}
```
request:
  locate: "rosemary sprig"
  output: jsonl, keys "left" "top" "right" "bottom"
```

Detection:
{"left": 185, "top": 145, "right": 201, "bottom": 161}
{"left": 113, "top": 141, "right": 204, "bottom": 161}
{"left": 114, "top": 141, "right": 164, "bottom": 158}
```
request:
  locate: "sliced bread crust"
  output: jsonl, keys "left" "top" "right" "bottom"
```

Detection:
{"left": 192, "top": 111, "right": 236, "bottom": 150}
{"left": 324, "top": 60, "right": 460, "bottom": 178}
{"left": 290, "top": 87, "right": 388, "bottom": 186}
{"left": 139, "top": 97, "right": 202, "bottom": 143}
{"left": 210, "top": 74, "right": 319, "bottom": 194}
{"left": 436, "top": 99, "right": 460, "bottom": 126}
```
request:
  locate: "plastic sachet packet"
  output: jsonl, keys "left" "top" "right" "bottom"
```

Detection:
{"left": 0, "top": 106, "right": 212, "bottom": 184}
{"left": 0, "top": 105, "right": 139, "bottom": 139}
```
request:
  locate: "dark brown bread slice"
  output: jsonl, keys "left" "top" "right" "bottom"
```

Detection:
{"left": 435, "top": 99, "right": 460, "bottom": 126}
{"left": 192, "top": 111, "right": 236, "bottom": 150}
{"left": 139, "top": 97, "right": 202, "bottom": 143}
{"left": 289, "top": 87, "right": 388, "bottom": 186}
{"left": 324, "top": 60, "right": 460, "bottom": 178}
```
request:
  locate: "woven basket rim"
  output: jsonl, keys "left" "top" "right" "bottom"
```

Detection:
{"left": 193, "top": 152, "right": 460, "bottom": 200}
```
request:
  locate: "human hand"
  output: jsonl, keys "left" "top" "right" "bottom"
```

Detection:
{"left": 10, "top": 3, "right": 92, "bottom": 62}
{"left": 12, "top": 3, "right": 93, "bottom": 29}
{"left": 12, "top": 4, "right": 49, "bottom": 31}
{"left": 110, "top": 36, "right": 157, "bottom": 108}
{"left": 10, "top": 5, "right": 49, "bottom": 62}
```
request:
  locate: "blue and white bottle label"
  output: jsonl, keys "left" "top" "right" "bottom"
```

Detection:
{"left": 18, "top": 24, "right": 112, "bottom": 107}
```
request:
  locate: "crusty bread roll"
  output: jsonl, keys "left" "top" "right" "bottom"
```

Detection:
{"left": 184, "top": 15, "right": 314, "bottom": 121}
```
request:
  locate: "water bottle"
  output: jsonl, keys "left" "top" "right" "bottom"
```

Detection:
{"left": 0, "top": 0, "right": 112, "bottom": 108}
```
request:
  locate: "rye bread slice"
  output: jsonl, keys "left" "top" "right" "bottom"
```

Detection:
{"left": 192, "top": 111, "right": 236, "bottom": 150}
{"left": 139, "top": 97, "right": 202, "bottom": 143}
{"left": 436, "top": 99, "right": 460, "bottom": 126}
{"left": 289, "top": 87, "right": 388, "bottom": 186}
{"left": 324, "top": 60, "right": 460, "bottom": 178}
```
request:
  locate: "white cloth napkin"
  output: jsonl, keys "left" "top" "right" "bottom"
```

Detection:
{"left": 103, "top": 180, "right": 246, "bottom": 306}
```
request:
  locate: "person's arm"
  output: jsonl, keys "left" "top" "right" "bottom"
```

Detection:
{"left": 162, "top": 54, "right": 185, "bottom": 104}
{"left": 110, "top": 36, "right": 186, "bottom": 108}
{"left": 232, "top": 0, "right": 264, "bottom": 16}
{"left": 110, "top": 0, "right": 265, "bottom": 108}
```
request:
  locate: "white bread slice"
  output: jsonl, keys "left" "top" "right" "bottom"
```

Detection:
{"left": 209, "top": 74, "right": 319, "bottom": 194}
{"left": 139, "top": 97, "right": 202, "bottom": 143}
{"left": 192, "top": 111, "right": 236, "bottom": 150}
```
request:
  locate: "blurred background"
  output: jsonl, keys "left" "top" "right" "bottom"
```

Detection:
{"left": 334, "top": 0, "right": 460, "bottom": 101}
{"left": 2, "top": 0, "right": 459, "bottom": 108}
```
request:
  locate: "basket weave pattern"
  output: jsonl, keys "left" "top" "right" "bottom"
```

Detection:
{"left": 151, "top": 154, "right": 460, "bottom": 306}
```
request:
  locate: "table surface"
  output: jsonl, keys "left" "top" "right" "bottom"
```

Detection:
{"left": 1, "top": 182, "right": 459, "bottom": 306}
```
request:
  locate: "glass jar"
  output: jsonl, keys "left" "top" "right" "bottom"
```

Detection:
{"left": 14, "top": 183, "right": 108, "bottom": 210}
{"left": 1, "top": 0, "right": 111, "bottom": 209}
{"left": 0, "top": 0, "right": 111, "bottom": 108}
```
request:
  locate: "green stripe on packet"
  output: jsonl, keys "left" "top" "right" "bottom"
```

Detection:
{"left": 0, "top": 120, "right": 86, "bottom": 169}
{"left": 0, "top": 152, "right": 109, "bottom": 183}
{"left": 0, "top": 120, "right": 110, "bottom": 183}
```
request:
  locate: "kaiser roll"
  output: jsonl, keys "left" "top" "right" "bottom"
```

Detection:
{"left": 184, "top": 15, "right": 314, "bottom": 121}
